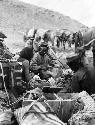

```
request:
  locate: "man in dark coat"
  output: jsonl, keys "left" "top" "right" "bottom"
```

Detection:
{"left": 66, "top": 47, "right": 95, "bottom": 94}
{"left": 30, "top": 42, "right": 59, "bottom": 80}
{"left": 18, "top": 39, "right": 34, "bottom": 83}
{"left": 12, "top": 39, "right": 35, "bottom": 97}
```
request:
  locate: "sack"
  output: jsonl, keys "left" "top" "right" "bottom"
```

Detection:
{"left": 0, "top": 111, "right": 14, "bottom": 125}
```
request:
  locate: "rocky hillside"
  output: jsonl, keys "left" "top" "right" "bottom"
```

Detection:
{"left": 0, "top": 0, "right": 87, "bottom": 50}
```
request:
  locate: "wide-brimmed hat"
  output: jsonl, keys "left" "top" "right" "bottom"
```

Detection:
{"left": 66, "top": 53, "right": 80, "bottom": 63}
{"left": 66, "top": 52, "right": 83, "bottom": 72}
{"left": 66, "top": 47, "right": 85, "bottom": 63}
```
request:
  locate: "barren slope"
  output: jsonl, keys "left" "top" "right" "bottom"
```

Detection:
{"left": 0, "top": 0, "right": 87, "bottom": 50}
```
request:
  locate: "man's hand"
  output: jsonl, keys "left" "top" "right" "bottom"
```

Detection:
{"left": 12, "top": 54, "right": 20, "bottom": 61}
{"left": 54, "top": 64, "right": 60, "bottom": 68}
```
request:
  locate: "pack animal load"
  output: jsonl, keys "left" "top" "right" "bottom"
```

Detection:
{"left": 10, "top": 60, "right": 23, "bottom": 87}
{"left": 0, "top": 58, "right": 23, "bottom": 90}
{"left": 0, "top": 59, "right": 10, "bottom": 90}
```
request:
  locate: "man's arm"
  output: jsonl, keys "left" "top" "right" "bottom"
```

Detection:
{"left": 47, "top": 56, "right": 60, "bottom": 68}
{"left": 22, "top": 60, "right": 32, "bottom": 82}
{"left": 71, "top": 73, "right": 81, "bottom": 93}
{"left": 30, "top": 53, "right": 41, "bottom": 71}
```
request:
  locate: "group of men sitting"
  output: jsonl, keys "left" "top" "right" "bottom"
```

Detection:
{"left": 0, "top": 31, "right": 61, "bottom": 97}
{"left": 1, "top": 30, "right": 95, "bottom": 96}
{"left": 18, "top": 33, "right": 60, "bottom": 82}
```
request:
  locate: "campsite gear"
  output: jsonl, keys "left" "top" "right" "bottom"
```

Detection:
{"left": 10, "top": 61, "right": 23, "bottom": 87}
{"left": 42, "top": 86, "right": 63, "bottom": 93}
{"left": 0, "top": 60, "right": 12, "bottom": 108}
{"left": 0, "top": 59, "right": 11, "bottom": 90}
{"left": 15, "top": 95, "right": 65, "bottom": 125}
{"left": 0, "top": 58, "right": 25, "bottom": 110}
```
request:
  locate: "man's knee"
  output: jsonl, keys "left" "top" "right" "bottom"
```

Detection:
{"left": 22, "top": 59, "right": 29, "bottom": 69}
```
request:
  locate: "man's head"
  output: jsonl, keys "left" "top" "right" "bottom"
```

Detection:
{"left": 66, "top": 47, "right": 86, "bottom": 71}
{"left": 25, "top": 38, "right": 34, "bottom": 47}
{"left": 66, "top": 55, "right": 81, "bottom": 72}
{"left": 76, "top": 47, "right": 89, "bottom": 65}
{"left": 39, "top": 42, "right": 49, "bottom": 56}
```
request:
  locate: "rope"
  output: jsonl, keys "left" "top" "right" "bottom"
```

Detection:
{"left": 0, "top": 62, "right": 11, "bottom": 107}
{"left": 7, "top": 91, "right": 29, "bottom": 108}
{"left": 23, "top": 110, "right": 55, "bottom": 120}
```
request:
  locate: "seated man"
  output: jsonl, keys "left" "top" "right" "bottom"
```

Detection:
{"left": 30, "top": 42, "right": 59, "bottom": 80}
{"left": 0, "top": 32, "right": 14, "bottom": 91}
{"left": 11, "top": 38, "right": 35, "bottom": 97}
{"left": 18, "top": 39, "right": 35, "bottom": 83}
{"left": 13, "top": 38, "right": 35, "bottom": 84}
{"left": 66, "top": 47, "right": 95, "bottom": 95}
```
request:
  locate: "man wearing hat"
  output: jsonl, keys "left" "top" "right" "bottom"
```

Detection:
{"left": 0, "top": 32, "right": 7, "bottom": 55}
{"left": 16, "top": 38, "right": 35, "bottom": 83}
{"left": 0, "top": 32, "right": 13, "bottom": 59}
{"left": 66, "top": 47, "right": 95, "bottom": 94}
{"left": 30, "top": 42, "right": 59, "bottom": 80}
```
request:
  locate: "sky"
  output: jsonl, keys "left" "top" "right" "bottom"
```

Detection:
{"left": 19, "top": 0, "right": 95, "bottom": 27}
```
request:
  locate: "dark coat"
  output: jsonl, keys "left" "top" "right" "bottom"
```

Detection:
{"left": 82, "top": 28, "right": 95, "bottom": 45}
{"left": 18, "top": 46, "right": 34, "bottom": 82}
{"left": 19, "top": 46, "right": 33, "bottom": 62}
{"left": 71, "top": 65, "right": 95, "bottom": 94}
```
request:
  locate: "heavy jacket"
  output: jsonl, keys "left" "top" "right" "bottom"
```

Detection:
{"left": 71, "top": 65, "right": 95, "bottom": 94}
{"left": 19, "top": 46, "right": 33, "bottom": 62}
{"left": 18, "top": 46, "right": 34, "bottom": 82}
{"left": 30, "top": 52, "right": 56, "bottom": 68}
{"left": 30, "top": 52, "right": 57, "bottom": 79}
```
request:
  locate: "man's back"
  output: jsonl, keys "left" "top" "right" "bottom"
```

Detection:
{"left": 19, "top": 46, "right": 33, "bottom": 62}
{"left": 72, "top": 65, "right": 95, "bottom": 94}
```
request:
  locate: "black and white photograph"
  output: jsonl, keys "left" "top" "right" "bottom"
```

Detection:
{"left": 0, "top": 0, "right": 95, "bottom": 124}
